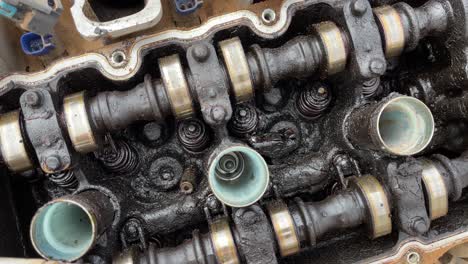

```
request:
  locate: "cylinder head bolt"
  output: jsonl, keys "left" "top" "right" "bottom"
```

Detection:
{"left": 208, "top": 145, "right": 269, "bottom": 207}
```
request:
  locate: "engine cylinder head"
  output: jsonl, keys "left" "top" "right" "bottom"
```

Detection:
{"left": 229, "top": 104, "right": 258, "bottom": 137}
{"left": 208, "top": 145, "right": 269, "bottom": 207}
{"left": 30, "top": 191, "right": 114, "bottom": 262}
{"left": 296, "top": 84, "right": 332, "bottom": 119}
{"left": 177, "top": 118, "right": 210, "bottom": 152}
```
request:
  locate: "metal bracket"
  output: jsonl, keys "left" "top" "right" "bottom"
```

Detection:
{"left": 186, "top": 42, "right": 232, "bottom": 127}
{"left": 334, "top": 0, "right": 387, "bottom": 80}
{"left": 20, "top": 88, "right": 72, "bottom": 173}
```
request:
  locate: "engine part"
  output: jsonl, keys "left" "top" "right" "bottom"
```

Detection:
{"left": 47, "top": 169, "right": 79, "bottom": 191}
{"left": 177, "top": 118, "right": 210, "bottom": 152}
{"left": 0, "top": 110, "right": 34, "bottom": 172}
{"left": 179, "top": 165, "right": 198, "bottom": 194}
{"left": 228, "top": 104, "right": 258, "bottom": 137}
{"left": 115, "top": 175, "right": 390, "bottom": 263}
{"left": 347, "top": 95, "right": 434, "bottom": 156}
{"left": 96, "top": 140, "right": 139, "bottom": 175}
{"left": 70, "top": 0, "right": 163, "bottom": 40}
{"left": 20, "top": 33, "right": 55, "bottom": 56}
{"left": 296, "top": 83, "right": 332, "bottom": 120}
{"left": 30, "top": 190, "right": 115, "bottom": 262}
{"left": 0, "top": 0, "right": 466, "bottom": 263}
{"left": 20, "top": 88, "right": 73, "bottom": 173}
{"left": 207, "top": 144, "right": 269, "bottom": 207}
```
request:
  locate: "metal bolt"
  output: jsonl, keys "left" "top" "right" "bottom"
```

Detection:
{"left": 45, "top": 155, "right": 62, "bottom": 171}
{"left": 239, "top": 209, "right": 259, "bottom": 225}
{"left": 263, "top": 87, "right": 283, "bottom": 106}
{"left": 161, "top": 171, "right": 174, "bottom": 181}
{"left": 124, "top": 220, "right": 140, "bottom": 240}
{"left": 207, "top": 196, "right": 220, "bottom": 210}
{"left": 24, "top": 91, "right": 41, "bottom": 107}
{"left": 143, "top": 122, "right": 162, "bottom": 141}
{"left": 211, "top": 106, "right": 226, "bottom": 122}
{"left": 351, "top": 0, "right": 367, "bottom": 16}
{"left": 208, "top": 89, "right": 217, "bottom": 98}
{"left": 369, "top": 58, "right": 386, "bottom": 75}
{"left": 192, "top": 44, "right": 210, "bottom": 62}
{"left": 412, "top": 218, "right": 428, "bottom": 234}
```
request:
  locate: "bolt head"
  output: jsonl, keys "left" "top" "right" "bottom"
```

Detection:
{"left": 124, "top": 221, "right": 140, "bottom": 240}
{"left": 207, "top": 196, "right": 220, "bottom": 210}
{"left": 211, "top": 106, "right": 227, "bottom": 122}
{"left": 351, "top": 0, "right": 367, "bottom": 16}
{"left": 45, "top": 155, "right": 62, "bottom": 171}
{"left": 412, "top": 218, "right": 428, "bottom": 234}
{"left": 192, "top": 44, "right": 210, "bottom": 62}
{"left": 24, "top": 91, "right": 41, "bottom": 107}
{"left": 161, "top": 171, "right": 174, "bottom": 181}
{"left": 143, "top": 122, "right": 162, "bottom": 141}
{"left": 238, "top": 209, "right": 260, "bottom": 225}
{"left": 264, "top": 87, "right": 283, "bottom": 106}
{"left": 369, "top": 59, "right": 386, "bottom": 75}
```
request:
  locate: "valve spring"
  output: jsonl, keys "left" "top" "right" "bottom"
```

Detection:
{"left": 228, "top": 104, "right": 258, "bottom": 137}
{"left": 215, "top": 152, "right": 246, "bottom": 181}
{"left": 98, "top": 141, "right": 139, "bottom": 174}
{"left": 362, "top": 78, "right": 381, "bottom": 98}
{"left": 48, "top": 170, "right": 78, "bottom": 190}
{"left": 177, "top": 119, "right": 210, "bottom": 152}
{"left": 296, "top": 84, "right": 332, "bottom": 119}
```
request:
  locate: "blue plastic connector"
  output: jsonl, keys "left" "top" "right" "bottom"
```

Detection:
{"left": 0, "top": 1, "right": 17, "bottom": 18}
{"left": 20, "top": 32, "right": 55, "bottom": 56}
{"left": 175, "top": 0, "right": 203, "bottom": 15}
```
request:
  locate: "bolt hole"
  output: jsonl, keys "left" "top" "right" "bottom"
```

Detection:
{"left": 407, "top": 251, "right": 421, "bottom": 264}
{"left": 111, "top": 51, "right": 126, "bottom": 65}
{"left": 262, "top": 9, "right": 276, "bottom": 24}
